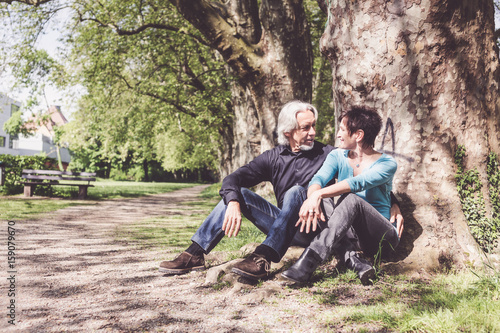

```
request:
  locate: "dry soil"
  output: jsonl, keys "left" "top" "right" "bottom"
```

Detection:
{"left": 1, "top": 185, "right": 381, "bottom": 333}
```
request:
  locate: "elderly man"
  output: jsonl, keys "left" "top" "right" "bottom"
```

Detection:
{"left": 159, "top": 100, "right": 403, "bottom": 281}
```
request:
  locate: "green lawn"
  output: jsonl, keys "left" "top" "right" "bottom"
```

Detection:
{"left": 112, "top": 182, "right": 266, "bottom": 255}
{"left": 57, "top": 179, "right": 199, "bottom": 200}
{"left": 308, "top": 266, "right": 500, "bottom": 332}
{"left": 0, "top": 198, "right": 83, "bottom": 221}
{"left": 0, "top": 180, "right": 198, "bottom": 220}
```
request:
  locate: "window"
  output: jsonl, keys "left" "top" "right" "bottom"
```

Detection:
{"left": 11, "top": 104, "right": 19, "bottom": 116}
{"left": 8, "top": 134, "right": 18, "bottom": 149}
{"left": 0, "top": 136, "right": 5, "bottom": 147}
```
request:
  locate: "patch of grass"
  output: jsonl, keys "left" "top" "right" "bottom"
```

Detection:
{"left": 314, "top": 268, "right": 356, "bottom": 286}
{"left": 115, "top": 215, "right": 203, "bottom": 251}
{"left": 199, "top": 183, "right": 223, "bottom": 200}
{"left": 216, "top": 219, "right": 266, "bottom": 252}
{"left": 0, "top": 180, "right": 201, "bottom": 221}
{"left": 212, "top": 281, "right": 232, "bottom": 291}
{"left": 114, "top": 191, "right": 265, "bottom": 254}
{"left": 315, "top": 270, "right": 500, "bottom": 332}
{"left": 184, "top": 200, "right": 221, "bottom": 211}
{"left": 54, "top": 179, "right": 199, "bottom": 200}
{"left": 0, "top": 197, "right": 83, "bottom": 220}
{"left": 115, "top": 211, "right": 265, "bottom": 256}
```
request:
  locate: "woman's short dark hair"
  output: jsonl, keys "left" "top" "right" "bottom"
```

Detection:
{"left": 339, "top": 106, "right": 382, "bottom": 148}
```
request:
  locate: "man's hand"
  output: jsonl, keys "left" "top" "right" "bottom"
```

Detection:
{"left": 390, "top": 203, "right": 404, "bottom": 237}
{"left": 222, "top": 201, "right": 242, "bottom": 237}
{"left": 296, "top": 193, "right": 324, "bottom": 234}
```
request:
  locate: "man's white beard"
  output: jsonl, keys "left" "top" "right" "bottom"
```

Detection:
{"left": 299, "top": 141, "right": 314, "bottom": 151}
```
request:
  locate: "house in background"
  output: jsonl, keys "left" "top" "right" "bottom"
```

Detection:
{"left": 0, "top": 93, "right": 20, "bottom": 152}
{"left": 0, "top": 93, "right": 71, "bottom": 168}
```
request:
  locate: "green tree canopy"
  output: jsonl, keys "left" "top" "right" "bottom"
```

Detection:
{"left": 1, "top": 0, "right": 334, "bottom": 179}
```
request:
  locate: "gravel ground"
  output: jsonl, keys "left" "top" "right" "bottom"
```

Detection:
{"left": 1, "top": 185, "right": 387, "bottom": 333}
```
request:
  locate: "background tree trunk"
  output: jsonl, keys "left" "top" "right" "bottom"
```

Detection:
{"left": 225, "top": 82, "right": 261, "bottom": 177}
{"left": 319, "top": 0, "right": 500, "bottom": 271}
{"left": 170, "top": 0, "right": 314, "bottom": 171}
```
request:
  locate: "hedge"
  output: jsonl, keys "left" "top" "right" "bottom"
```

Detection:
{"left": 0, "top": 154, "right": 58, "bottom": 195}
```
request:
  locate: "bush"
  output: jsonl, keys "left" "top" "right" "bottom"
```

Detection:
{"left": 0, "top": 154, "right": 58, "bottom": 195}
{"left": 454, "top": 146, "right": 500, "bottom": 252}
{"left": 109, "top": 168, "right": 131, "bottom": 181}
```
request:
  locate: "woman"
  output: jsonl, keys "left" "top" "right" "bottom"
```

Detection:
{"left": 281, "top": 105, "right": 401, "bottom": 285}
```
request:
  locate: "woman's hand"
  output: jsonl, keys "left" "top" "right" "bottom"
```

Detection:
{"left": 296, "top": 192, "right": 324, "bottom": 233}
{"left": 390, "top": 203, "right": 404, "bottom": 237}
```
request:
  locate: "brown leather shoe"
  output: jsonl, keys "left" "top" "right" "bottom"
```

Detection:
{"left": 159, "top": 252, "right": 205, "bottom": 275}
{"left": 232, "top": 253, "right": 270, "bottom": 280}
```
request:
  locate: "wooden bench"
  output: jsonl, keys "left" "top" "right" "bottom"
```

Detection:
{"left": 21, "top": 169, "right": 96, "bottom": 199}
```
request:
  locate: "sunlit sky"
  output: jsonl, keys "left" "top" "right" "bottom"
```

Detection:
{"left": 0, "top": 7, "right": 80, "bottom": 120}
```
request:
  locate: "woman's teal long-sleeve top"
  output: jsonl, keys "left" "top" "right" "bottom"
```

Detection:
{"left": 309, "top": 149, "right": 397, "bottom": 220}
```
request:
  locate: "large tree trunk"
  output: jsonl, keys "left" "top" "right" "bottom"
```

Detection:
{"left": 170, "top": 0, "right": 314, "bottom": 170}
{"left": 216, "top": 79, "right": 261, "bottom": 178}
{"left": 320, "top": 0, "right": 500, "bottom": 271}
{"left": 228, "top": 83, "right": 261, "bottom": 175}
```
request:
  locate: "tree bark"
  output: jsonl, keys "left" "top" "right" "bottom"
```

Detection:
{"left": 319, "top": 0, "right": 500, "bottom": 270}
{"left": 143, "top": 159, "right": 149, "bottom": 182}
{"left": 170, "top": 0, "right": 313, "bottom": 168}
{"left": 224, "top": 81, "right": 261, "bottom": 177}
{"left": 1, "top": 0, "right": 51, "bottom": 5}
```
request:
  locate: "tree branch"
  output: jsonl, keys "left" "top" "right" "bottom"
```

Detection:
{"left": 0, "top": 0, "right": 53, "bottom": 5}
{"left": 142, "top": 91, "right": 201, "bottom": 121}
{"left": 118, "top": 74, "right": 200, "bottom": 120}
{"left": 316, "top": 0, "right": 328, "bottom": 14}
{"left": 77, "top": 16, "right": 211, "bottom": 47}
{"left": 169, "top": 0, "right": 262, "bottom": 85}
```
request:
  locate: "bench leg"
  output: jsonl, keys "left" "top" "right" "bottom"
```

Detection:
{"left": 24, "top": 185, "right": 35, "bottom": 197}
{"left": 78, "top": 186, "right": 88, "bottom": 200}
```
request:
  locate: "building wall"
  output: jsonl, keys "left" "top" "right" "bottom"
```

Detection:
{"left": 0, "top": 93, "right": 71, "bottom": 164}
{"left": 0, "top": 93, "right": 20, "bottom": 155}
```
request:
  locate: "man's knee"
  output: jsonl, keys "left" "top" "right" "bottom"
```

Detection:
{"left": 283, "top": 185, "right": 307, "bottom": 200}
{"left": 288, "top": 185, "right": 306, "bottom": 193}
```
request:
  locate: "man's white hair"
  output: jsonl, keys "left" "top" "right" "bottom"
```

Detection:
{"left": 277, "top": 100, "right": 318, "bottom": 146}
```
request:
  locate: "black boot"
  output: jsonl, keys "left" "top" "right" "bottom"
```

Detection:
{"left": 281, "top": 248, "right": 322, "bottom": 283}
{"left": 345, "top": 253, "right": 375, "bottom": 285}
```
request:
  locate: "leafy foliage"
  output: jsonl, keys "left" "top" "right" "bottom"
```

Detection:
{"left": 62, "top": 0, "right": 233, "bottom": 177}
{"left": 0, "top": 1, "right": 66, "bottom": 110}
{"left": 2, "top": 110, "right": 33, "bottom": 136}
{"left": 305, "top": 0, "right": 336, "bottom": 144}
{"left": 487, "top": 152, "right": 500, "bottom": 221}
{"left": 0, "top": 153, "right": 57, "bottom": 195}
{"left": 454, "top": 146, "right": 500, "bottom": 252}
{"left": 1, "top": 0, "right": 334, "bottom": 179}
{"left": 2, "top": 0, "right": 233, "bottom": 178}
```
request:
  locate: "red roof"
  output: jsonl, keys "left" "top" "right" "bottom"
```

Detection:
{"left": 25, "top": 105, "right": 68, "bottom": 135}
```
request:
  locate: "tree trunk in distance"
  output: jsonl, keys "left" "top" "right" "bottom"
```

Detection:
{"left": 227, "top": 82, "right": 261, "bottom": 176}
{"left": 320, "top": 0, "right": 500, "bottom": 272}
{"left": 170, "top": 0, "right": 314, "bottom": 172}
{"left": 142, "top": 159, "right": 149, "bottom": 182}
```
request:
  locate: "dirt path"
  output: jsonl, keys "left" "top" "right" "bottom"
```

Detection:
{"left": 1, "top": 185, "right": 345, "bottom": 333}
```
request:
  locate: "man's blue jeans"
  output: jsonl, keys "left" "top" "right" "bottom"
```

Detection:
{"left": 191, "top": 185, "right": 310, "bottom": 262}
